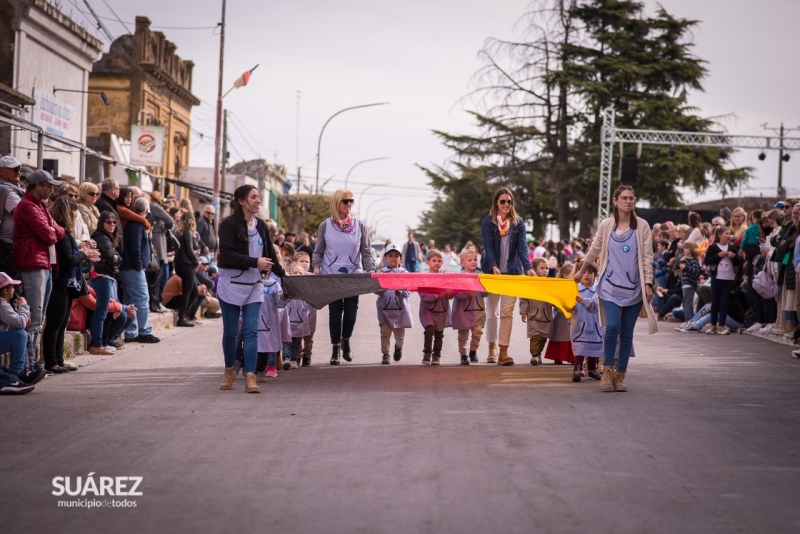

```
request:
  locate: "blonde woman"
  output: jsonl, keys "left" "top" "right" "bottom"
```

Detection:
{"left": 730, "top": 207, "right": 747, "bottom": 240}
{"left": 312, "top": 189, "right": 376, "bottom": 365}
{"left": 173, "top": 209, "right": 200, "bottom": 327}
{"left": 77, "top": 182, "right": 101, "bottom": 236}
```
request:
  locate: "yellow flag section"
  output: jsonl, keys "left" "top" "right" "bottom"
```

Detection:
{"left": 478, "top": 274, "right": 578, "bottom": 318}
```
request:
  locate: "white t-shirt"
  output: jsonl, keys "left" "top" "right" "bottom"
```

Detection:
{"left": 716, "top": 244, "right": 735, "bottom": 280}
{"left": 441, "top": 251, "right": 455, "bottom": 270}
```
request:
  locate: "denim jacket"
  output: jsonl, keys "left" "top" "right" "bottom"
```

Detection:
{"left": 480, "top": 215, "right": 532, "bottom": 275}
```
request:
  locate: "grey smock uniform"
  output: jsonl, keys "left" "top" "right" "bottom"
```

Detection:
{"left": 375, "top": 266, "right": 413, "bottom": 329}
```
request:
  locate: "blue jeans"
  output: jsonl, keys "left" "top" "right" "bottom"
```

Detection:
{"left": 159, "top": 263, "right": 171, "bottom": 296}
{"left": 0, "top": 329, "right": 28, "bottom": 372}
{"left": 600, "top": 299, "right": 643, "bottom": 373}
{"left": 89, "top": 276, "right": 114, "bottom": 348}
{"left": 220, "top": 299, "right": 260, "bottom": 374}
{"left": 19, "top": 269, "right": 53, "bottom": 351}
{"left": 119, "top": 269, "right": 152, "bottom": 338}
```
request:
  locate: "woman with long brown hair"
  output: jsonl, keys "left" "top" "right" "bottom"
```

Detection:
{"left": 480, "top": 186, "right": 535, "bottom": 366}
{"left": 173, "top": 212, "right": 200, "bottom": 327}
{"left": 88, "top": 211, "right": 128, "bottom": 355}
{"left": 42, "top": 197, "right": 100, "bottom": 372}
{"left": 574, "top": 185, "right": 657, "bottom": 392}
{"left": 217, "top": 184, "right": 284, "bottom": 393}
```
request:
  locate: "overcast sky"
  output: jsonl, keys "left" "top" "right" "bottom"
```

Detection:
{"left": 70, "top": 0, "right": 800, "bottom": 242}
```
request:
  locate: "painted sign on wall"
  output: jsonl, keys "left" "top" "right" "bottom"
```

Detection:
{"left": 31, "top": 89, "right": 75, "bottom": 151}
{"left": 130, "top": 124, "right": 165, "bottom": 167}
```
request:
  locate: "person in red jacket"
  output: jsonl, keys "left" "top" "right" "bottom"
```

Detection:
{"left": 13, "top": 170, "right": 64, "bottom": 352}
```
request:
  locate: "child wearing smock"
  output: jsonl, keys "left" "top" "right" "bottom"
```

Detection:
{"left": 376, "top": 244, "right": 412, "bottom": 365}
{"left": 256, "top": 272, "right": 289, "bottom": 379}
{"left": 284, "top": 262, "right": 314, "bottom": 370}
{"left": 451, "top": 249, "right": 485, "bottom": 365}
{"left": 519, "top": 257, "right": 551, "bottom": 366}
{"left": 544, "top": 262, "right": 575, "bottom": 365}
{"left": 419, "top": 249, "right": 452, "bottom": 366}
{"left": 292, "top": 252, "right": 317, "bottom": 366}
{"left": 570, "top": 263, "right": 603, "bottom": 382}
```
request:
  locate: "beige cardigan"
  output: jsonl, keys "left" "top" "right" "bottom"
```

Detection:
{"left": 583, "top": 216, "right": 658, "bottom": 335}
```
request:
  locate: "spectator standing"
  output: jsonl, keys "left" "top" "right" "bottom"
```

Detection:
{"left": 88, "top": 212, "right": 127, "bottom": 354}
{"left": 13, "top": 170, "right": 65, "bottom": 356}
{"left": 95, "top": 178, "right": 120, "bottom": 217}
{"left": 0, "top": 156, "right": 24, "bottom": 277}
{"left": 685, "top": 212, "right": 705, "bottom": 244}
{"left": 703, "top": 226, "right": 741, "bottom": 335}
{"left": 441, "top": 244, "right": 455, "bottom": 272}
{"left": 115, "top": 188, "right": 150, "bottom": 231}
{"left": 77, "top": 182, "right": 101, "bottom": 236}
{"left": 401, "top": 232, "right": 421, "bottom": 273}
{"left": 197, "top": 204, "right": 218, "bottom": 263}
{"left": 147, "top": 191, "right": 174, "bottom": 313}
{"left": 119, "top": 198, "right": 159, "bottom": 343}
{"left": 173, "top": 210, "right": 200, "bottom": 327}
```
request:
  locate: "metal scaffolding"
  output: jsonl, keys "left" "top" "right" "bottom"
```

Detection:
{"left": 597, "top": 107, "right": 800, "bottom": 220}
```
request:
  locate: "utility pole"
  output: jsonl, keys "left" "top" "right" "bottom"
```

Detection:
{"left": 212, "top": 0, "right": 226, "bottom": 226}
{"left": 296, "top": 166, "right": 301, "bottom": 195}
{"left": 763, "top": 122, "right": 800, "bottom": 199}
{"left": 221, "top": 109, "right": 228, "bottom": 200}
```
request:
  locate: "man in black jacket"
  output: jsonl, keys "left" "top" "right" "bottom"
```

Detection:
{"left": 95, "top": 178, "right": 120, "bottom": 217}
{"left": 196, "top": 205, "right": 218, "bottom": 263}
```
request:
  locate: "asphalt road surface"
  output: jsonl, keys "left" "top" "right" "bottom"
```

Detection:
{"left": 2, "top": 292, "right": 798, "bottom": 534}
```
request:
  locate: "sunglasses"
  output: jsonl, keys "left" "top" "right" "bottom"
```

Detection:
{"left": 88, "top": 192, "right": 100, "bottom": 197}
{"left": 341, "top": 199, "right": 355, "bottom": 205}
{"left": 498, "top": 199, "right": 513, "bottom": 206}
{"left": 67, "top": 194, "right": 78, "bottom": 199}
{"left": 104, "top": 220, "right": 117, "bottom": 226}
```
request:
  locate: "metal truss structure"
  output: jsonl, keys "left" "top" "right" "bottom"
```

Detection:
{"left": 597, "top": 107, "right": 800, "bottom": 220}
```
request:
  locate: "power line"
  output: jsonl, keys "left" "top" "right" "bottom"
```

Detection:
{"left": 228, "top": 112, "right": 274, "bottom": 156}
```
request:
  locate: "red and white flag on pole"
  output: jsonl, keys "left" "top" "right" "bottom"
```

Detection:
{"left": 233, "top": 64, "right": 259, "bottom": 89}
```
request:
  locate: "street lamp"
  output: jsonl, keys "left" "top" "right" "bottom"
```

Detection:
{"left": 364, "top": 198, "right": 391, "bottom": 221}
{"left": 345, "top": 156, "right": 390, "bottom": 189}
{"left": 315, "top": 102, "right": 389, "bottom": 193}
{"left": 359, "top": 182, "right": 389, "bottom": 204}
{"left": 53, "top": 86, "right": 111, "bottom": 105}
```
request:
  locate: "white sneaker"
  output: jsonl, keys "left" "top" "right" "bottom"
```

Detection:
{"left": 717, "top": 327, "right": 730, "bottom": 335}
{"left": 103, "top": 346, "right": 117, "bottom": 353}
{"left": 758, "top": 323, "right": 775, "bottom": 333}
{"left": 793, "top": 349, "right": 800, "bottom": 359}
{"left": 62, "top": 361, "right": 79, "bottom": 370}
{"left": 745, "top": 322, "right": 763, "bottom": 333}
{"left": 674, "top": 322, "right": 689, "bottom": 331}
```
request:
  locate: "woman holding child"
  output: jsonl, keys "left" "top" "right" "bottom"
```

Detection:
{"left": 480, "top": 187, "right": 535, "bottom": 366}
{"left": 217, "top": 184, "right": 285, "bottom": 393}
{"left": 312, "top": 189, "right": 375, "bottom": 365}
{"left": 574, "top": 185, "right": 657, "bottom": 392}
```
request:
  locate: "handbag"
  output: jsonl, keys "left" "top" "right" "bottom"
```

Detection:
{"left": 752, "top": 265, "right": 778, "bottom": 299}
{"left": 166, "top": 231, "right": 181, "bottom": 253}
{"left": 146, "top": 239, "right": 160, "bottom": 273}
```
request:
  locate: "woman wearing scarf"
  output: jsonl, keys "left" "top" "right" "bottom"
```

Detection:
{"left": 312, "top": 189, "right": 376, "bottom": 365}
{"left": 480, "top": 187, "right": 535, "bottom": 366}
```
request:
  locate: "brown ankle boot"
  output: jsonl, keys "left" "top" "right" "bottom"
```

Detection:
{"left": 497, "top": 345, "right": 514, "bottom": 366}
{"left": 487, "top": 342, "right": 498, "bottom": 363}
{"left": 244, "top": 372, "right": 260, "bottom": 393}
{"left": 613, "top": 370, "right": 627, "bottom": 392}
{"left": 220, "top": 367, "right": 235, "bottom": 390}
{"left": 600, "top": 367, "right": 615, "bottom": 392}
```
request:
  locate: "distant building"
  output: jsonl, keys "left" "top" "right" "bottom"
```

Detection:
{"left": 87, "top": 16, "right": 199, "bottom": 191}
{"left": 0, "top": 0, "right": 103, "bottom": 179}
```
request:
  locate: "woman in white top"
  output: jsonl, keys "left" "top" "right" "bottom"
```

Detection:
{"left": 440, "top": 244, "right": 455, "bottom": 272}
{"left": 685, "top": 211, "right": 705, "bottom": 244}
{"left": 312, "top": 189, "right": 376, "bottom": 365}
{"left": 217, "top": 185, "right": 284, "bottom": 393}
{"left": 702, "top": 226, "right": 741, "bottom": 335}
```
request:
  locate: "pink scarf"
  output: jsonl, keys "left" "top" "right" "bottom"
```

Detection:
{"left": 332, "top": 216, "right": 354, "bottom": 233}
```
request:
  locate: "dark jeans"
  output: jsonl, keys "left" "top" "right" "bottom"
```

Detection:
{"left": 147, "top": 262, "right": 165, "bottom": 311}
{"left": 657, "top": 294, "right": 682, "bottom": 318}
{"left": 164, "top": 293, "right": 203, "bottom": 321}
{"left": 86, "top": 309, "right": 131, "bottom": 346}
{"left": 42, "top": 287, "right": 72, "bottom": 368}
{"left": 682, "top": 286, "right": 696, "bottom": 319}
{"left": 174, "top": 263, "right": 198, "bottom": 319}
{"left": 710, "top": 278, "right": 735, "bottom": 327}
{"left": 89, "top": 276, "right": 114, "bottom": 349}
{"left": 328, "top": 296, "right": 359, "bottom": 345}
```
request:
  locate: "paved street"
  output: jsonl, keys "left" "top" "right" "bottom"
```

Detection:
{"left": 2, "top": 292, "right": 799, "bottom": 533}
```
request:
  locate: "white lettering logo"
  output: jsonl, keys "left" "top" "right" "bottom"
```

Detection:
{"left": 52, "top": 474, "right": 144, "bottom": 497}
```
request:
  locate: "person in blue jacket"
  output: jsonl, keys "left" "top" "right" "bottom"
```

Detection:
{"left": 119, "top": 197, "right": 159, "bottom": 343}
{"left": 480, "top": 186, "right": 535, "bottom": 366}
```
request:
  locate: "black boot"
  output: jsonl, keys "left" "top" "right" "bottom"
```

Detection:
{"left": 341, "top": 338, "right": 353, "bottom": 362}
{"left": 330, "top": 345, "right": 341, "bottom": 365}
{"left": 393, "top": 345, "right": 402, "bottom": 361}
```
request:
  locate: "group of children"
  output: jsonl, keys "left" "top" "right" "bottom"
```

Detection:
{"left": 375, "top": 245, "right": 609, "bottom": 383}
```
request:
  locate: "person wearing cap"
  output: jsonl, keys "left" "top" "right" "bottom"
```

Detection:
{"left": 0, "top": 155, "right": 25, "bottom": 277}
{"left": 13, "top": 169, "right": 65, "bottom": 353}
{"left": 196, "top": 205, "right": 218, "bottom": 263}
{"left": 312, "top": 189, "right": 376, "bottom": 365}
{"left": 0, "top": 271, "right": 44, "bottom": 385}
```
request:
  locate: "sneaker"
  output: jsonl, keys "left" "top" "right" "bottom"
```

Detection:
{"left": 18, "top": 368, "right": 46, "bottom": 385}
{"left": 537, "top": 355, "right": 543, "bottom": 365}
{"left": 588, "top": 370, "right": 602, "bottom": 381}
{"left": 674, "top": 322, "right": 689, "bottom": 331}
{"left": 468, "top": 351, "right": 478, "bottom": 363}
{"left": 460, "top": 355, "right": 469, "bottom": 365}
{"left": 431, "top": 355, "right": 441, "bottom": 366}
{"left": 699, "top": 324, "right": 713, "bottom": 334}
{"left": 0, "top": 380, "right": 35, "bottom": 395}
{"left": 422, "top": 353, "right": 431, "bottom": 365}
{"left": 282, "top": 359, "right": 292, "bottom": 371}
{"left": 108, "top": 339, "right": 125, "bottom": 350}
{"left": 758, "top": 323, "right": 775, "bottom": 333}
{"left": 572, "top": 371, "right": 581, "bottom": 382}
{"left": 266, "top": 366, "right": 278, "bottom": 378}
{"left": 705, "top": 325, "right": 718, "bottom": 335}
{"left": 530, "top": 356, "right": 539, "bottom": 366}
{"left": 717, "top": 327, "right": 730, "bottom": 335}
{"left": 62, "top": 361, "right": 79, "bottom": 371}
{"left": 301, "top": 357, "right": 311, "bottom": 367}
{"left": 793, "top": 349, "right": 800, "bottom": 359}
{"left": 393, "top": 345, "right": 403, "bottom": 362}
{"left": 103, "top": 345, "right": 117, "bottom": 353}
{"left": 134, "top": 334, "right": 161, "bottom": 343}
{"left": 290, "top": 360, "right": 299, "bottom": 370}
{"left": 745, "top": 322, "right": 764, "bottom": 333}
{"left": 176, "top": 318, "right": 196, "bottom": 327}
{"left": 381, "top": 353, "right": 390, "bottom": 365}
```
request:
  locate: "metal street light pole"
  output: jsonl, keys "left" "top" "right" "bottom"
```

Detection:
{"left": 315, "top": 102, "right": 389, "bottom": 193}
{"left": 364, "top": 197, "right": 391, "bottom": 221}
{"left": 358, "top": 182, "right": 389, "bottom": 204}
{"left": 344, "top": 156, "right": 389, "bottom": 189}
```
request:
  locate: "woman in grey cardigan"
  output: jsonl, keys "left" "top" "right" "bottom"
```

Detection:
{"left": 312, "top": 189, "right": 375, "bottom": 365}
{"left": 147, "top": 191, "right": 174, "bottom": 312}
{"left": 574, "top": 185, "right": 657, "bottom": 393}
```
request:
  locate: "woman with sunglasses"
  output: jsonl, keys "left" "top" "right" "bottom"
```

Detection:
{"left": 573, "top": 185, "right": 658, "bottom": 392}
{"left": 77, "top": 182, "right": 101, "bottom": 236}
{"left": 312, "top": 189, "right": 376, "bottom": 365}
{"left": 481, "top": 187, "right": 535, "bottom": 366}
{"left": 114, "top": 187, "right": 150, "bottom": 231}
{"left": 88, "top": 211, "right": 127, "bottom": 355}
